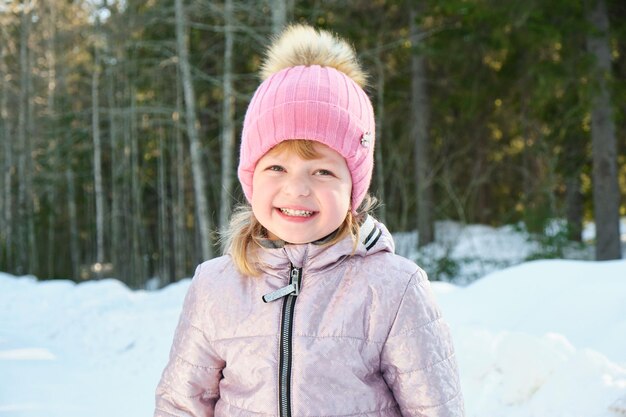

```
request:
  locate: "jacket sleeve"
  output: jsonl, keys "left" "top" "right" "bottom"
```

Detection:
{"left": 155, "top": 264, "right": 225, "bottom": 417}
{"left": 380, "top": 268, "right": 464, "bottom": 417}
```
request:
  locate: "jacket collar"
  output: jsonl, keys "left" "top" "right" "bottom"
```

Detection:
{"left": 252, "top": 215, "right": 394, "bottom": 279}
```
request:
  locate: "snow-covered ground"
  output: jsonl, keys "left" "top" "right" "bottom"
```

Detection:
{"left": 438, "top": 260, "right": 626, "bottom": 417}
{"left": 1, "top": 221, "right": 625, "bottom": 417}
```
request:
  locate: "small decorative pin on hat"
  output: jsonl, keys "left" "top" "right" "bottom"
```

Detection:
{"left": 361, "top": 131, "right": 373, "bottom": 147}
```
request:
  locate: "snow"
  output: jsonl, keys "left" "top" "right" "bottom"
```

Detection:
{"left": 434, "top": 260, "right": 626, "bottom": 417}
{"left": 1, "top": 224, "right": 626, "bottom": 417}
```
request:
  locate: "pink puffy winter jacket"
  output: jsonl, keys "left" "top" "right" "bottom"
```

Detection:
{"left": 154, "top": 216, "right": 464, "bottom": 417}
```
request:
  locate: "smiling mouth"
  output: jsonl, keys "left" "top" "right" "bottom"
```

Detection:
{"left": 279, "top": 208, "right": 314, "bottom": 217}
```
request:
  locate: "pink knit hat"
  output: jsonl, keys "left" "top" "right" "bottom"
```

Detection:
{"left": 238, "top": 29, "right": 375, "bottom": 212}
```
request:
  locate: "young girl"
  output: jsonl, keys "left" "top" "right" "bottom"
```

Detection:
{"left": 155, "top": 24, "right": 464, "bottom": 417}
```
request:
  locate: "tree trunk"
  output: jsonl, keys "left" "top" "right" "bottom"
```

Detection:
{"left": 0, "top": 31, "right": 13, "bottom": 269}
{"left": 565, "top": 176, "right": 583, "bottom": 242}
{"left": 374, "top": 38, "right": 386, "bottom": 223}
{"left": 130, "top": 86, "right": 145, "bottom": 286}
{"left": 219, "top": 0, "right": 236, "bottom": 241}
{"left": 66, "top": 168, "right": 80, "bottom": 280}
{"left": 271, "top": 0, "right": 287, "bottom": 35}
{"left": 92, "top": 16, "right": 105, "bottom": 268}
{"left": 26, "top": 2, "right": 37, "bottom": 277}
{"left": 585, "top": 0, "right": 622, "bottom": 260}
{"left": 158, "top": 126, "right": 172, "bottom": 285}
{"left": 173, "top": 79, "right": 188, "bottom": 281}
{"left": 119, "top": 82, "right": 133, "bottom": 285}
{"left": 175, "top": 0, "right": 214, "bottom": 261}
{"left": 45, "top": 1, "right": 58, "bottom": 277}
{"left": 563, "top": 128, "right": 585, "bottom": 243}
{"left": 17, "top": 2, "right": 34, "bottom": 275}
{"left": 108, "top": 61, "right": 121, "bottom": 279}
{"left": 410, "top": 7, "right": 434, "bottom": 247}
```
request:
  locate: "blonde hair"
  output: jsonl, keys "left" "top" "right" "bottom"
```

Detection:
{"left": 223, "top": 140, "right": 377, "bottom": 276}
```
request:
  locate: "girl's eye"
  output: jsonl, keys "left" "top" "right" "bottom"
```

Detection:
{"left": 315, "top": 169, "right": 334, "bottom": 176}
{"left": 267, "top": 165, "right": 284, "bottom": 172}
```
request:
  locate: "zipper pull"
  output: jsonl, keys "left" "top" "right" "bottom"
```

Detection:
{"left": 289, "top": 266, "right": 301, "bottom": 295}
{"left": 262, "top": 283, "right": 298, "bottom": 303}
{"left": 262, "top": 264, "right": 302, "bottom": 303}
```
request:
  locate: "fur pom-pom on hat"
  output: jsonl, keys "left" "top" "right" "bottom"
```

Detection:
{"left": 238, "top": 24, "right": 376, "bottom": 212}
{"left": 260, "top": 24, "right": 367, "bottom": 87}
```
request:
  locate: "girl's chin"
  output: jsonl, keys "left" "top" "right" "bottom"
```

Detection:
{"left": 266, "top": 227, "right": 328, "bottom": 245}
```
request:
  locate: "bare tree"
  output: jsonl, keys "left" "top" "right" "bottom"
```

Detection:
{"left": 108, "top": 51, "right": 121, "bottom": 279}
{"left": 44, "top": 0, "right": 59, "bottom": 277}
{"left": 585, "top": 0, "right": 622, "bottom": 260}
{"left": 0, "top": 22, "right": 13, "bottom": 268}
{"left": 158, "top": 126, "right": 172, "bottom": 284}
{"left": 17, "top": 0, "right": 37, "bottom": 274}
{"left": 130, "top": 86, "right": 146, "bottom": 286}
{"left": 219, "top": 0, "right": 236, "bottom": 239}
{"left": 66, "top": 168, "right": 80, "bottom": 280}
{"left": 173, "top": 77, "right": 189, "bottom": 281}
{"left": 410, "top": 7, "right": 434, "bottom": 247}
{"left": 271, "top": 0, "right": 287, "bottom": 34}
{"left": 175, "top": 0, "right": 214, "bottom": 260}
{"left": 374, "top": 38, "right": 387, "bottom": 223}
{"left": 92, "top": 13, "right": 106, "bottom": 268}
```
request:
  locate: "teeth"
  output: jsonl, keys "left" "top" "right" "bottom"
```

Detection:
{"left": 280, "top": 208, "right": 313, "bottom": 217}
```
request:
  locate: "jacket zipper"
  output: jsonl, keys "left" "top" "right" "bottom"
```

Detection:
{"left": 262, "top": 264, "right": 302, "bottom": 417}
{"left": 280, "top": 265, "right": 301, "bottom": 417}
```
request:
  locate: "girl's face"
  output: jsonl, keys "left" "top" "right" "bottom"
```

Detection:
{"left": 251, "top": 141, "right": 352, "bottom": 244}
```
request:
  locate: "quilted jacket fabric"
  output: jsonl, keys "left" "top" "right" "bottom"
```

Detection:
{"left": 154, "top": 217, "right": 464, "bottom": 417}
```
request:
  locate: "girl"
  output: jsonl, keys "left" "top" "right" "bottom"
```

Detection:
{"left": 155, "top": 24, "right": 464, "bottom": 417}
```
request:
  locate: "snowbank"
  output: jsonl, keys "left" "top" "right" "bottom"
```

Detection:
{"left": 1, "top": 259, "right": 625, "bottom": 417}
{"left": 431, "top": 260, "right": 626, "bottom": 416}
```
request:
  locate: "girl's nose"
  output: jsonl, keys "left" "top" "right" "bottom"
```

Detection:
{"left": 283, "top": 176, "right": 311, "bottom": 197}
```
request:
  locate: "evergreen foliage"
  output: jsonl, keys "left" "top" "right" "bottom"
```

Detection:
{"left": 0, "top": 0, "right": 623, "bottom": 286}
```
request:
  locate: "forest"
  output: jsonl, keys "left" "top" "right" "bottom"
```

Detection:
{"left": 0, "top": 0, "right": 624, "bottom": 287}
